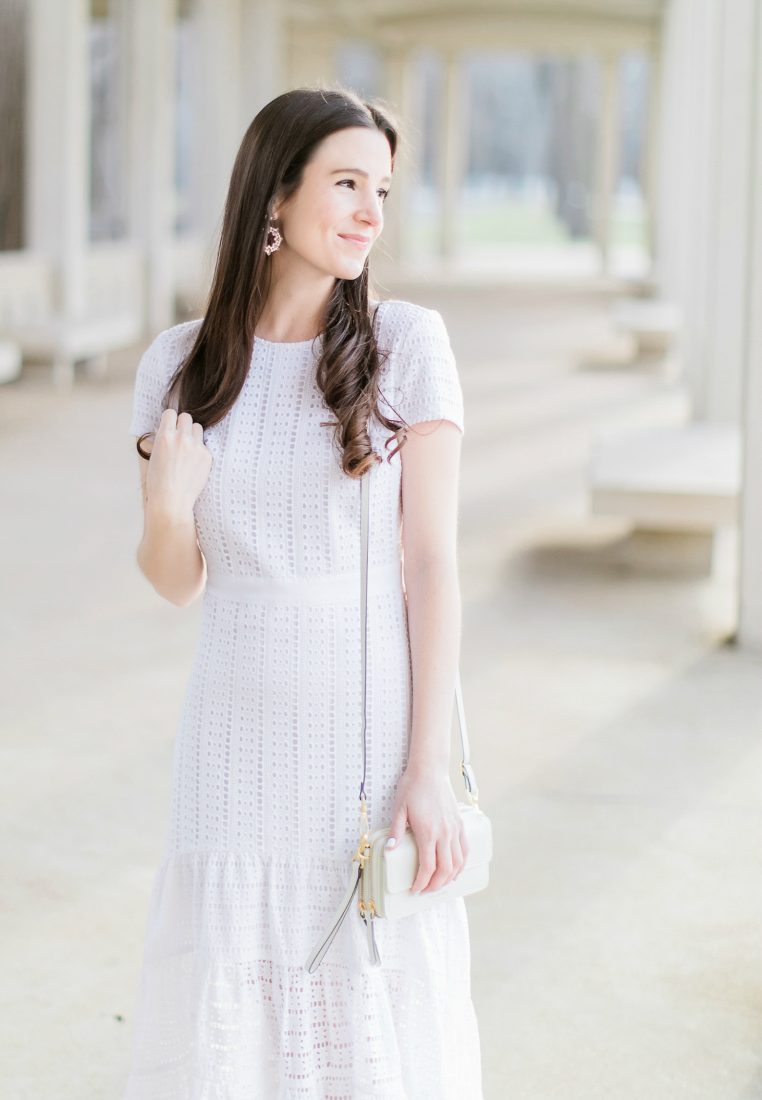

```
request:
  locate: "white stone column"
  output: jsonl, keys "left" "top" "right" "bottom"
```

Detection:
{"left": 126, "top": 0, "right": 177, "bottom": 335}
{"left": 641, "top": 46, "right": 662, "bottom": 266}
{"left": 380, "top": 45, "right": 420, "bottom": 273}
{"left": 188, "top": 0, "right": 243, "bottom": 260}
{"left": 655, "top": 0, "right": 756, "bottom": 426}
{"left": 736, "top": 0, "right": 762, "bottom": 650}
{"left": 702, "top": 0, "right": 758, "bottom": 424}
{"left": 239, "top": 0, "right": 286, "bottom": 126}
{"left": 593, "top": 52, "right": 622, "bottom": 274}
{"left": 655, "top": 0, "right": 762, "bottom": 643}
{"left": 438, "top": 50, "right": 466, "bottom": 264}
{"left": 25, "top": 0, "right": 89, "bottom": 319}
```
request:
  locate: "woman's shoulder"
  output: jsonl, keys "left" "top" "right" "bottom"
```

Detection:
{"left": 130, "top": 318, "right": 201, "bottom": 404}
{"left": 129, "top": 318, "right": 204, "bottom": 437}
{"left": 135, "top": 317, "right": 203, "bottom": 385}
{"left": 145, "top": 316, "right": 203, "bottom": 359}
{"left": 372, "top": 299, "right": 452, "bottom": 365}
{"left": 372, "top": 298, "right": 442, "bottom": 341}
{"left": 371, "top": 298, "right": 464, "bottom": 432}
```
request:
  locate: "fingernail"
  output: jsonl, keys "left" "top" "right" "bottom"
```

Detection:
{"left": 385, "top": 837, "right": 397, "bottom": 849}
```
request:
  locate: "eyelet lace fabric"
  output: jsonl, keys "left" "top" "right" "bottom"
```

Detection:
{"left": 124, "top": 299, "right": 484, "bottom": 1099}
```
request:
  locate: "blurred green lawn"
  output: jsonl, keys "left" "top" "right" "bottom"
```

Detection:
{"left": 410, "top": 194, "right": 648, "bottom": 251}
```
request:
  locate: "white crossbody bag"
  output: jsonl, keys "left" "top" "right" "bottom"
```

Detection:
{"left": 304, "top": 465, "right": 493, "bottom": 973}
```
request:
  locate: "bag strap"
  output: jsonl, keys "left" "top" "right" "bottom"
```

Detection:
{"left": 358, "top": 467, "right": 480, "bottom": 819}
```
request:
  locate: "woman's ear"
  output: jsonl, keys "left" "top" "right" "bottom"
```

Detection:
{"left": 270, "top": 191, "right": 286, "bottom": 222}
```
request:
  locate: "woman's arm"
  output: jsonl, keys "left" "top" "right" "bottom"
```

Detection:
{"left": 400, "top": 418, "right": 463, "bottom": 773}
{"left": 385, "top": 417, "right": 468, "bottom": 895}
{"left": 134, "top": 410, "right": 210, "bottom": 607}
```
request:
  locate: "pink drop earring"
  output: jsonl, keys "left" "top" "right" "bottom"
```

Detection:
{"left": 264, "top": 218, "right": 282, "bottom": 255}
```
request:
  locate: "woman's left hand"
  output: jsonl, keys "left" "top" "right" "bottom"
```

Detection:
{"left": 385, "top": 764, "right": 469, "bottom": 894}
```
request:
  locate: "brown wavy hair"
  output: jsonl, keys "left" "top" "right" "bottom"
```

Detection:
{"left": 135, "top": 83, "right": 409, "bottom": 477}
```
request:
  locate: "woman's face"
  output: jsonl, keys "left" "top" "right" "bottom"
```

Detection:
{"left": 272, "top": 126, "right": 392, "bottom": 278}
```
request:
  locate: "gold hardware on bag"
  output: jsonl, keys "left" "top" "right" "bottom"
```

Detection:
{"left": 352, "top": 795, "right": 371, "bottom": 869}
{"left": 353, "top": 835, "right": 370, "bottom": 868}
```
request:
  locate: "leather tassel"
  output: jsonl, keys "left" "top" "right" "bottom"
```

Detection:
{"left": 304, "top": 864, "right": 362, "bottom": 974}
{"left": 362, "top": 910, "right": 382, "bottom": 967}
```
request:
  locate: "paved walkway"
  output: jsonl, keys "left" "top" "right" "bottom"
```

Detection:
{"left": 2, "top": 279, "right": 761, "bottom": 1098}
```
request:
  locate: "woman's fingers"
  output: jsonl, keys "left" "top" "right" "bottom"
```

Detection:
{"left": 155, "top": 407, "right": 176, "bottom": 436}
{"left": 157, "top": 408, "right": 204, "bottom": 433}
{"left": 145, "top": 407, "right": 212, "bottom": 514}
{"left": 410, "top": 837, "right": 436, "bottom": 894}
{"left": 422, "top": 837, "right": 454, "bottom": 893}
{"left": 413, "top": 835, "right": 454, "bottom": 894}
{"left": 408, "top": 822, "right": 470, "bottom": 895}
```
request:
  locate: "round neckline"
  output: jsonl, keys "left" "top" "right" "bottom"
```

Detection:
{"left": 252, "top": 302, "right": 385, "bottom": 346}
{"left": 253, "top": 333, "right": 322, "bottom": 346}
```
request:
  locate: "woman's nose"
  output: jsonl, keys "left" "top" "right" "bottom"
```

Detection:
{"left": 361, "top": 198, "right": 383, "bottom": 227}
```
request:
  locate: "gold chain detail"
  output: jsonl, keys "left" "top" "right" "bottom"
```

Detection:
{"left": 352, "top": 795, "right": 371, "bottom": 869}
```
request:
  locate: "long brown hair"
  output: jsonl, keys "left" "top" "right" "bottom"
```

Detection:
{"left": 136, "top": 83, "right": 408, "bottom": 476}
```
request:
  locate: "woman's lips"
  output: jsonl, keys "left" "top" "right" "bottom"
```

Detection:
{"left": 339, "top": 234, "right": 370, "bottom": 248}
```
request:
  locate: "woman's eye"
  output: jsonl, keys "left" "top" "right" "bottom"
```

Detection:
{"left": 338, "top": 179, "right": 389, "bottom": 200}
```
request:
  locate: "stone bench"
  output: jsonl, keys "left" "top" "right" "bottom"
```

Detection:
{"left": 611, "top": 298, "right": 682, "bottom": 360}
{"left": 0, "top": 245, "right": 143, "bottom": 387}
{"left": 589, "top": 422, "right": 740, "bottom": 573}
{"left": 11, "top": 312, "right": 142, "bottom": 387}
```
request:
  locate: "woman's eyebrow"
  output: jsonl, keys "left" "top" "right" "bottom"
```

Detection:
{"left": 330, "top": 168, "right": 392, "bottom": 184}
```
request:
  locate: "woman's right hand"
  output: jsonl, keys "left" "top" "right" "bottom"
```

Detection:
{"left": 145, "top": 408, "right": 212, "bottom": 517}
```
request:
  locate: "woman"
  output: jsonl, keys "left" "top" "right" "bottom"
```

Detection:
{"left": 125, "top": 84, "right": 484, "bottom": 1098}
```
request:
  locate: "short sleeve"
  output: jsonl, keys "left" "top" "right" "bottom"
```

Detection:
{"left": 387, "top": 307, "right": 465, "bottom": 434}
{"left": 127, "top": 331, "right": 175, "bottom": 437}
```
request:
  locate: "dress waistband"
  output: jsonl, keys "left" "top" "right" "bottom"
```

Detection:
{"left": 205, "top": 560, "right": 403, "bottom": 604}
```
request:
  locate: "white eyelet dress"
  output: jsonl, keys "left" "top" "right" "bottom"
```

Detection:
{"left": 123, "top": 298, "right": 485, "bottom": 1099}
